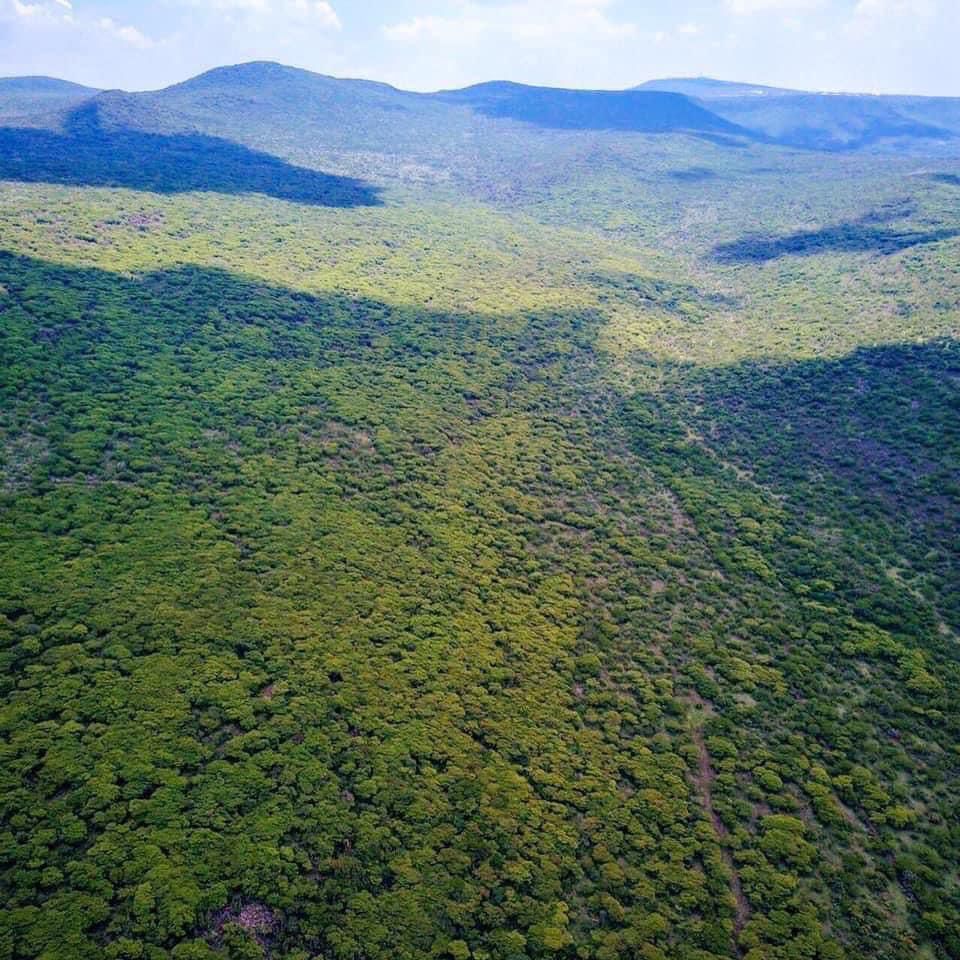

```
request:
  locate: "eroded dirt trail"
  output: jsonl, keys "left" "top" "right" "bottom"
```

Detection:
{"left": 686, "top": 691, "right": 751, "bottom": 951}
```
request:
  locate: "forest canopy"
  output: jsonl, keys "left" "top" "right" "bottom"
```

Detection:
{"left": 0, "top": 62, "right": 959, "bottom": 960}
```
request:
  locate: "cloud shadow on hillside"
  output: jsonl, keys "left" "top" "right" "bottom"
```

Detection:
{"left": 666, "top": 167, "right": 718, "bottom": 183}
{"left": 625, "top": 339, "right": 960, "bottom": 634}
{"left": 0, "top": 103, "right": 381, "bottom": 207}
{"left": 437, "top": 85, "right": 755, "bottom": 140}
{"left": 713, "top": 221, "right": 958, "bottom": 263}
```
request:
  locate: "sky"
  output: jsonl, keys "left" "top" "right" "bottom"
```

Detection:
{"left": 0, "top": 0, "right": 957, "bottom": 96}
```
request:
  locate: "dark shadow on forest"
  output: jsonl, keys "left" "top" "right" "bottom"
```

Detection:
{"left": 628, "top": 339, "right": 960, "bottom": 633}
{"left": 0, "top": 245, "right": 610, "bottom": 495}
{"left": 687, "top": 131, "right": 755, "bottom": 150}
{"left": 0, "top": 103, "right": 381, "bottom": 207}
{"left": 437, "top": 84, "right": 756, "bottom": 140}
{"left": 681, "top": 341, "right": 959, "bottom": 506}
{"left": 713, "top": 220, "right": 958, "bottom": 263}
{"left": 0, "top": 248, "right": 538, "bottom": 390}
{"left": 666, "top": 167, "right": 718, "bottom": 183}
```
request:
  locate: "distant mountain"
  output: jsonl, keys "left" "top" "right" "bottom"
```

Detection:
{"left": 637, "top": 76, "right": 960, "bottom": 151}
{"left": 145, "top": 64, "right": 752, "bottom": 149}
{"left": 886, "top": 95, "right": 960, "bottom": 138}
{"left": 0, "top": 63, "right": 761, "bottom": 199}
{"left": 140, "top": 64, "right": 960, "bottom": 152}
{"left": 435, "top": 81, "right": 751, "bottom": 135}
{"left": 636, "top": 77, "right": 802, "bottom": 100}
{"left": 101, "top": 62, "right": 483, "bottom": 169}
{"left": 155, "top": 61, "right": 416, "bottom": 129}
{"left": 0, "top": 76, "right": 100, "bottom": 121}
{"left": 0, "top": 63, "right": 957, "bottom": 180}
{"left": 704, "top": 92, "right": 958, "bottom": 151}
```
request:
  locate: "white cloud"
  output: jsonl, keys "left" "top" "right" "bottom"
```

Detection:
{"left": 201, "top": 0, "right": 271, "bottom": 8}
{"left": 852, "top": 0, "right": 938, "bottom": 18}
{"left": 845, "top": 0, "right": 939, "bottom": 38}
{"left": 98, "top": 16, "right": 154, "bottom": 49}
{"left": 273, "top": 0, "right": 341, "bottom": 28}
{"left": 293, "top": 0, "right": 340, "bottom": 28}
{"left": 726, "top": 0, "right": 825, "bottom": 12}
{"left": 186, "top": 0, "right": 340, "bottom": 27}
{"left": 3, "top": 2, "right": 153, "bottom": 47}
{"left": 381, "top": 0, "right": 642, "bottom": 90}
{"left": 385, "top": 14, "right": 486, "bottom": 43}
{"left": 678, "top": 22, "right": 702, "bottom": 35}
{"left": 385, "top": 0, "right": 636, "bottom": 48}
{"left": 10, "top": 0, "right": 53, "bottom": 17}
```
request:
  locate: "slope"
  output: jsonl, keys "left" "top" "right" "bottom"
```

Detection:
{"left": 0, "top": 60, "right": 959, "bottom": 960}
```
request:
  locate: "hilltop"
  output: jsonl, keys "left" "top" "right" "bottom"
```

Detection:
{"left": 2, "top": 62, "right": 959, "bottom": 158}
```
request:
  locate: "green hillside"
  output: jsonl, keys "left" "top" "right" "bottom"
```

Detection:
{"left": 0, "top": 62, "right": 959, "bottom": 960}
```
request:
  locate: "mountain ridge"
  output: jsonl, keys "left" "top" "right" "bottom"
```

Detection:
{"left": 1, "top": 62, "right": 958, "bottom": 154}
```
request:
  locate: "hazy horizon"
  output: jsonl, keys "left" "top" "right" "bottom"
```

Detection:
{"left": 1, "top": 60, "right": 955, "bottom": 101}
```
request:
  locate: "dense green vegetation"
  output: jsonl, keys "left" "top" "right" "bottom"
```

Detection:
{"left": 0, "top": 64, "right": 958, "bottom": 960}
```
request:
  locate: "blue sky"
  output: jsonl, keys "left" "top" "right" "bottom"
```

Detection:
{"left": 0, "top": 0, "right": 956, "bottom": 95}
